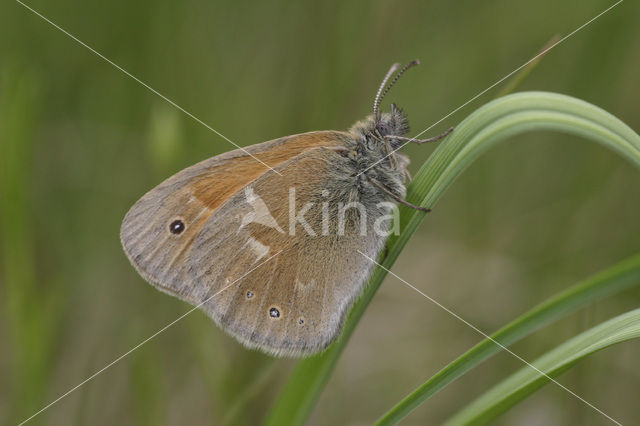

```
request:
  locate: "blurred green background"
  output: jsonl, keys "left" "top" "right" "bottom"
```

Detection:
{"left": 1, "top": 0, "right": 639, "bottom": 424}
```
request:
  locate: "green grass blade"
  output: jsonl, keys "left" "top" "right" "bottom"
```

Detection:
{"left": 264, "top": 92, "right": 640, "bottom": 426}
{"left": 376, "top": 253, "right": 640, "bottom": 425}
{"left": 496, "top": 35, "right": 560, "bottom": 98}
{"left": 443, "top": 309, "right": 640, "bottom": 426}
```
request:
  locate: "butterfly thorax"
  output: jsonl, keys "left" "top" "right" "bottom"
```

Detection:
{"left": 347, "top": 104, "right": 410, "bottom": 199}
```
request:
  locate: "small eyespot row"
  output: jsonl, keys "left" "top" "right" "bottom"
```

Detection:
{"left": 298, "top": 318, "right": 304, "bottom": 325}
{"left": 269, "top": 307, "right": 280, "bottom": 318}
{"left": 246, "top": 290, "right": 254, "bottom": 299}
{"left": 169, "top": 219, "right": 185, "bottom": 234}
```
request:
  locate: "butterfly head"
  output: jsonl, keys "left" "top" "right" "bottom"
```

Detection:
{"left": 374, "top": 103, "right": 410, "bottom": 143}
{"left": 349, "top": 104, "right": 409, "bottom": 148}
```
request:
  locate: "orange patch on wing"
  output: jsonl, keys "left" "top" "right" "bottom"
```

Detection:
{"left": 190, "top": 132, "right": 345, "bottom": 212}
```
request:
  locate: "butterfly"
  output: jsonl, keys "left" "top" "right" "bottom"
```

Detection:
{"left": 120, "top": 60, "right": 452, "bottom": 357}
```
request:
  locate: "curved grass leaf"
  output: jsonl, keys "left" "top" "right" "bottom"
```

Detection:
{"left": 443, "top": 309, "right": 640, "bottom": 426}
{"left": 375, "top": 252, "right": 640, "bottom": 425}
{"left": 264, "top": 92, "right": 640, "bottom": 426}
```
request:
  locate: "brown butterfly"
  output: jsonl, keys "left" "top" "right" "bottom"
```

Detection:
{"left": 120, "top": 60, "right": 452, "bottom": 357}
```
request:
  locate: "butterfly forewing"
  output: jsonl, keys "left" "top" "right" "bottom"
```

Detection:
{"left": 121, "top": 131, "right": 344, "bottom": 295}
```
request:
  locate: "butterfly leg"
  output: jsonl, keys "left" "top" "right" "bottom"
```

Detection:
{"left": 383, "top": 138, "right": 399, "bottom": 169}
{"left": 386, "top": 127, "right": 453, "bottom": 144}
{"left": 404, "top": 167, "right": 413, "bottom": 181}
{"left": 368, "top": 177, "right": 430, "bottom": 212}
{"left": 395, "top": 152, "right": 412, "bottom": 181}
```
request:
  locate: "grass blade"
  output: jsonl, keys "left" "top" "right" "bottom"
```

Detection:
{"left": 496, "top": 35, "right": 561, "bottom": 97}
{"left": 264, "top": 92, "right": 640, "bottom": 426}
{"left": 443, "top": 309, "right": 640, "bottom": 425}
{"left": 375, "top": 253, "right": 640, "bottom": 425}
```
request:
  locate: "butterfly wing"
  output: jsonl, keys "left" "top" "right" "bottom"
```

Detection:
{"left": 189, "top": 148, "right": 390, "bottom": 356}
{"left": 121, "top": 132, "right": 388, "bottom": 357}
{"left": 121, "top": 131, "right": 346, "bottom": 295}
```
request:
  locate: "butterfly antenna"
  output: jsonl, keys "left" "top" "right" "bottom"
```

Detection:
{"left": 373, "top": 62, "right": 401, "bottom": 118}
{"left": 373, "top": 60, "right": 420, "bottom": 118}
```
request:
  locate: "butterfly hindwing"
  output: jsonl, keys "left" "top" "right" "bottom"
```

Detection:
{"left": 187, "top": 147, "right": 387, "bottom": 356}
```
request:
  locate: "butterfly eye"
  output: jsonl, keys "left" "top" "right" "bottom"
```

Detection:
{"left": 376, "top": 121, "right": 390, "bottom": 134}
{"left": 246, "top": 290, "right": 254, "bottom": 299}
{"left": 269, "top": 307, "right": 280, "bottom": 318}
{"left": 169, "top": 219, "right": 185, "bottom": 235}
